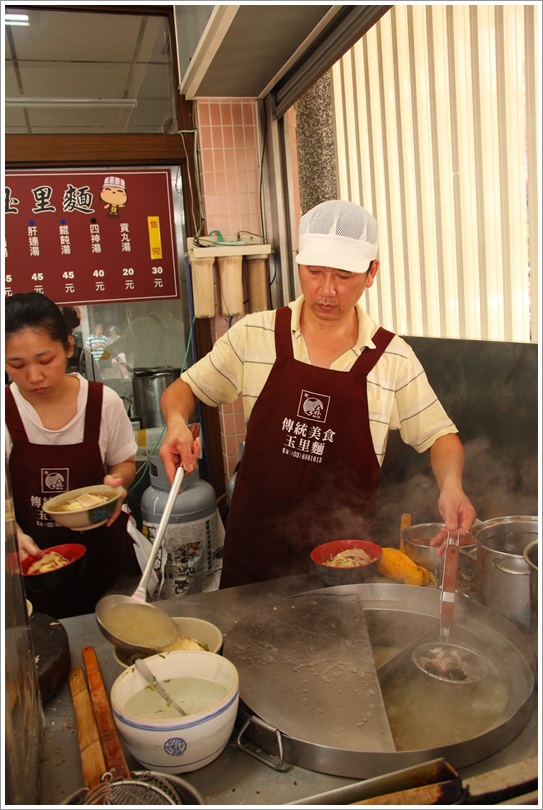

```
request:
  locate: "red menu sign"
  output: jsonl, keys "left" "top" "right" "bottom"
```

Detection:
{"left": 4, "top": 168, "right": 181, "bottom": 305}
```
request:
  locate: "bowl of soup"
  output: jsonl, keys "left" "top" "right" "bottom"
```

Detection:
{"left": 42, "top": 485, "right": 123, "bottom": 531}
{"left": 110, "top": 650, "right": 239, "bottom": 774}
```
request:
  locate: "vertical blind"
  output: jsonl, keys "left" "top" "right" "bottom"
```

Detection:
{"left": 331, "top": 5, "right": 538, "bottom": 342}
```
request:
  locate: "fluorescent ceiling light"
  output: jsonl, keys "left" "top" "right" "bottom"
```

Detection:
{"left": 5, "top": 97, "right": 138, "bottom": 108}
{"left": 5, "top": 13, "right": 29, "bottom": 25}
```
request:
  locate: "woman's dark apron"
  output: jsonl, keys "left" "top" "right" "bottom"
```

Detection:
{"left": 5, "top": 382, "right": 140, "bottom": 618}
{"left": 220, "top": 306, "right": 394, "bottom": 588}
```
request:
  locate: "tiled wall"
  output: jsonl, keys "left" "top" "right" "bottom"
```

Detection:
{"left": 193, "top": 99, "right": 264, "bottom": 486}
{"left": 195, "top": 99, "right": 263, "bottom": 238}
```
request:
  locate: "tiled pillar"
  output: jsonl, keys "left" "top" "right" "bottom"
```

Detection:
{"left": 194, "top": 99, "right": 263, "bottom": 484}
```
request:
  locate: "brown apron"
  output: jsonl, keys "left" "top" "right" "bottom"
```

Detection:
{"left": 5, "top": 382, "right": 140, "bottom": 618}
{"left": 220, "top": 306, "right": 394, "bottom": 588}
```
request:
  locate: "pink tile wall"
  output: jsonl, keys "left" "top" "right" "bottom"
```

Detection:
{"left": 194, "top": 99, "right": 263, "bottom": 486}
{"left": 196, "top": 99, "right": 263, "bottom": 239}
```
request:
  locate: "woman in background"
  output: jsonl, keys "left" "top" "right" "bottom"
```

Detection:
{"left": 5, "top": 292, "right": 141, "bottom": 617}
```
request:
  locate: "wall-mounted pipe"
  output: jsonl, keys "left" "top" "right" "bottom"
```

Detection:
{"left": 190, "top": 255, "right": 216, "bottom": 318}
{"left": 246, "top": 255, "right": 270, "bottom": 313}
{"left": 218, "top": 255, "right": 244, "bottom": 316}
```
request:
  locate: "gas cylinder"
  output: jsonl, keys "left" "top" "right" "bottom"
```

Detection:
{"left": 141, "top": 456, "right": 224, "bottom": 599}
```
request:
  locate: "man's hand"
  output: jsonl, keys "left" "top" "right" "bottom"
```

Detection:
{"left": 429, "top": 435, "right": 477, "bottom": 555}
{"left": 159, "top": 420, "right": 201, "bottom": 485}
{"left": 429, "top": 484, "right": 476, "bottom": 555}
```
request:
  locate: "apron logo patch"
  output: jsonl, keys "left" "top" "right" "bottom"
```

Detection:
{"left": 298, "top": 390, "right": 330, "bottom": 423}
{"left": 42, "top": 468, "right": 69, "bottom": 493}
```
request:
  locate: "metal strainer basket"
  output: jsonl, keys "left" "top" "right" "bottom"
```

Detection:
{"left": 62, "top": 771, "right": 204, "bottom": 805}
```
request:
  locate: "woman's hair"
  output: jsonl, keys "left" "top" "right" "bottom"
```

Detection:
{"left": 5, "top": 292, "right": 71, "bottom": 349}
{"left": 62, "top": 305, "right": 81, "bottom": 333}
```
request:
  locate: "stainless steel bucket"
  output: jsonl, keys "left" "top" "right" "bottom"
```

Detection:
{"left": 132, "top": 367, "right": 180, "bottom": 428}
{"left": 523, "top": 539, "right": 538, "bottom": 641}
{"left": 471, "top": 516, "right": 538, "bottom": 630}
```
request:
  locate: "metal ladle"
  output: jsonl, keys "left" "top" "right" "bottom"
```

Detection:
{"left": 95, "top": 464, "right": 184, "bottom": 653}
{"left": 135, "top": 658, "right": 187, "bottom": 716}
{"left": 412, "top": 529, "right": 488, "bottom": 684}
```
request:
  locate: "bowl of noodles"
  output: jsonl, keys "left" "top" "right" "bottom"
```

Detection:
{"left": 311, "top": 539, "right": 383, "bottom": 586}
{"left": 42, "top": 484, "right": 123, "bottom": 531}
{"left": 22, "top": 543, "right": 87, "bottom": 592}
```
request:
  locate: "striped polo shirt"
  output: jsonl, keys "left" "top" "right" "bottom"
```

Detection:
{"left": 182, "top": 296, "right": 457, "bottom": 465}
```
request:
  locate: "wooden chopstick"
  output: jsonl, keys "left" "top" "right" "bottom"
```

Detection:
{"left": 69, "top": 667, "right": 107, "bottom": 790}
{"left": 399, "top": 513, "right": 412, "bottom": 550}
{"left": 81, "top": 645, "right": 131, "bottom": 780}
{"left": 400, "top": 513, "right": 412, "bottom": 531}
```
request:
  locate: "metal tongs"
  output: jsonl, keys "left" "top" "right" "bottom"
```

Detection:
{"left": 439, "top": 529, "right": 460, "bottom": 642}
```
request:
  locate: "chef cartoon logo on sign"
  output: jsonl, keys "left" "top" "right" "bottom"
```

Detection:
{"left": 42, "top": 468, "right": 69, "bottom": 494}
{"left": 100, "top": 175, "right": 127, "bottom": 219}
{"left": 281, "top": 390, "right": 335, "bottom": 465}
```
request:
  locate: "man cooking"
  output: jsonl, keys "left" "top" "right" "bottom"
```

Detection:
{"left": 160, "top": 200, "right": 476, "bottom": 587}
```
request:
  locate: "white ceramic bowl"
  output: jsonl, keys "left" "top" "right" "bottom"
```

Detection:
{"left": 111, "top": 650, "right": 239, "bottom": 774}
{"left": 42, "top": 485, "right": 123, "bottom": 531}
{"left": 113, "top": 617, "right": 224, "bottom": 668}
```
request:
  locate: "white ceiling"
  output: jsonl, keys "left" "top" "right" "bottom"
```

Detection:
{"left": 176, "top": 5, "right": 336, "bottom": 99}
{"left": 4, "top": 4, "right": 341, "bottom": 134}
{"left": 4, "top": 6, "right": 176, "bottom": 134}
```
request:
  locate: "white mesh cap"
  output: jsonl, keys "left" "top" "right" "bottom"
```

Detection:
{"left": 295, "top": 200, "right": 378, "bottom": 274}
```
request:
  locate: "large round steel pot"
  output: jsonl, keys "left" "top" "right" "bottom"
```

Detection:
{"left": 471, "top": 516, "right": 537, "bottom": 630}
{"left": 523, "top": 539, "right": 538, "bottom": 640}
{"left": 224, "top": 583, "right": 536, "bottom": 779}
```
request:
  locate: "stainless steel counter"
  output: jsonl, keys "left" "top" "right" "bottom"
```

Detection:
{"left": 38, "top": 574, "right": 538, "bottom": 805}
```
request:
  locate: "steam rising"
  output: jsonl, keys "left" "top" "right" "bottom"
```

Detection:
{"left": 374, "top": 436, "right": 537, "bottom": 543}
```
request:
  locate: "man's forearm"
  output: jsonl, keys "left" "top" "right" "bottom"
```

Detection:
{"left": 160, "top": 378, "right": 198, "bottom": 424}
{"left": 429, "top": 433, "right": 465, "bottom": 491}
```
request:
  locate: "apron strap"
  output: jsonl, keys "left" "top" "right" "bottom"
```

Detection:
{"left": 4, "top": 386, "right": 28, "bottom": 442}
{"left": 84, "top": 382, "right": 103, "bottom": 443}
{"left": 274, "top": 306, "right": 294, "bottom": 359}
{"left": 352, "top": 327, "right": 395, "bottom": 375}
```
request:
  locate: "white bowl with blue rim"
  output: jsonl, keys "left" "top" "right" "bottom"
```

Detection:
{"left": 110, "top": 650, "right": 239, "bottom": 774}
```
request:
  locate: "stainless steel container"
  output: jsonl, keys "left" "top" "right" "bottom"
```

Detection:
{"left": 400, "top": 522, "right": 445, "bottom": 572}
{"left": 400, "top": 522, "right": 475, "bottom": 574}
{"left": 523, "top": 539, "right": 538, "bottom": 641}
{"left": 132, "top": 367, "right": 180, "bottom": 428}
{"left": 471, "top": 516, "right": 538, "bottom": 630}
